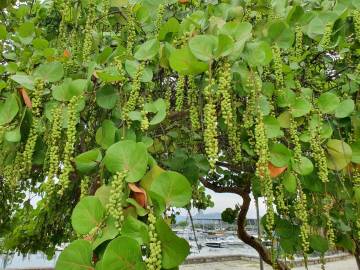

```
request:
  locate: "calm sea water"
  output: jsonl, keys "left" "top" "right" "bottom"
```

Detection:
{"left": 1, "top": 245, "right": 256, "bottom": 269}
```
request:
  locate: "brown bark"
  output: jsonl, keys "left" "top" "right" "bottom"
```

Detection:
{"left": 200, "top": 177, "right": 290, "bottom": 270}
{"left": 236, "top": 188, "right": 290, "bottom": 270}
{"left": 355, "top": 242, "right": 360, "bottom": 270}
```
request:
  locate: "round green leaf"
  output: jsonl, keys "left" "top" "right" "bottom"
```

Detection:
{"left": 101, "top": 236, "right": 145, "bottom": 270}
{"left": 243, "top": 41, "right": 273, "bottom": 67}
{"left": 71, "top": 196, "right": 105, "bottom": 235}
{"left": 259, "top": 95, "right": 271, "bottom": 116}
{"left": 5, "top": 126, "right": 21, "bottom": 142}
{"left": 55, "top": 240, "right": 94, "bottom": 270}
{"left": 95, "top": 185, "right": 111, "bottom": 208}
{"left": 97, "top": 66, "right": 124, "bottom": 83}
{"left": 121, "top": 216, "right": 149, "bottom": 245}
{"left": 317, "top": 92, "right": 340, "bottom": 113}
{"left": 291, "top": 97, "right": 311, "bottom": 118}
{"left": 96, "top": 85, "right": 118, "bottom": 109}
{"left": 34, "top": 62, "right": 64, "bottom": 83}
{"left": 126, "top": 198, "right": 147, "bottom": 217}
{"left": 307, "top": 12, "right": 337, "bottom": 39}
{"left": 18, "top": 21, "right": 34, "bottom": 37}
{"left": 10, "top": 74, "right": 35, "bottom": 89}
{"left": 270, "top": 143, "right": 292, "bottom": 167}
{"left": 0, "top": 93, "right": 19, "bottom": 126}
{"left": 92, "top": 216, "right": 119, "bottom": 250}
{"left": 75, "top": 149, "right": 102, "bottom": 174}
{"left": 309, "top": 235, "right": 329, "bottom": 253}
{"left": 52, "top": 78, "right": 87, "bottom": 101}
{"left": 276, "top": 89, "right": 296, "bottom": 107}
{"left": 146, "top": 98, "right": 167, "bottom": 125}
{"left": 351, "top": 141, "right": 360, "bottom": 164}
{"left": 188, "top": 35, "right": 217, "bottom": 61}
{"left": 267, "top": 20, "right": 294, "bottom": 49}
{"left": 159, "top": 17, "right": 180, "bottom": 41}
{"left": 169, "top": 46, "right": 208, "bottom": 75}
{"left": 214, "top": 34, "right": 234, "bottom": 58}
{"left": 354, "top": 187, "right": 360, "bottom": 203}
{"left": 95, "top": 120, "right": 117, "bottom": 149}
{"left": 326, "top": 139, "right": 352, "bottom": 171}
{"left": 0, "top": 24, "right": 7, "bottom": 40}
{"left": 149, "top": 171, "right": 192, "bottom": 207}
{"left": 335, "top": 99, "right": 355, "bottom": 118}
{"left": 156, "top": 218, "right": 190, "bottom": 269}
{"left": 277, "top": 111, "right": 291, "bottom": 128}
{"left": 103, "top": 140, "right": 148, "bottom": 182}
{"left": 220, "top": 21, "right": 252, "bottom": 42}
{"left": 134, "top": 39, "right": 160, "bottom": 61}
{"left": 282, "top": 172, "right": 297, "bottom": 193}
{"left": 125, "top": 60, "right": 153, "bottom": 82}
{"left": 293, "top": 156, "right": 314, "bottom": 176}
{"left": 264, "top": 116, "right": 283, "bottom": 138}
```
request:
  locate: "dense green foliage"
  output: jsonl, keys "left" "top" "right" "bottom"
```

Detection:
{"left": 0, "top": 0, "right": 360, "bottom": 269}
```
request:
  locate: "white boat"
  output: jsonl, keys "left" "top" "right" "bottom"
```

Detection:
{"left": 205, "top": 241, "right": 226, "bottom": 248}
{"left": 224, "top": 236, "right": 244, "bottom": 246}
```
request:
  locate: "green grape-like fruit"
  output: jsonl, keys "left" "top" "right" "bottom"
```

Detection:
{"left": 155, "top": 4, "right": 165, "bottom": 36}
{"left": 354, "top": 10, "right": 360, "bottom": 43}
{"left": 21, "top": 118, "right": 40, "bottom": 178}
{"left": 295, "top": 179, "right": 310, "bottom": 253}
{"left": 58, "top": 96, "right": 79, "bottom": 196}
{"left": 289, "top": 115, "right": 302, "bottom": 162}
{"left": 218, "top": 62, "right": 241, "bottom": 161}
{"left": 254, "top": 112, "right": 274, "bottom": 233}
{"left": 275, "top": 184, "right": 288, "bottom": 215}
{"left": 123, "top": 63, "right": 145, "bottom": 122}
{"left": 82, "top": 0, "right": 95, "bottom": 63}
{"left": 319, "top": 23, "right": 333, "bottom": 49}
{"left": 243, "top": 73, "right": 261, "bottom": 129}
{"left": 44, "top": 107, "right": 62, "bottom": 195}
{"left": 141, "top": 110, "right": 149, "bottom": 132}
{"left": 85, "top": 94, "right": 96, "bottom": 144}
{"left": 295, "top": 25, "right": 303, "bottom": 60}
{"left": 107, "top": 171, "right": 127, "bottom": 230}
{"left": 192, "top": 185, "right": 214, "bottom": 210}
{"left": 126, "top": 14, "right": 136, "bottom": 56}
{"left": 173, "top": 32, "right": 192, "bottom": 48}
{"left": 56, "top": 0, "right": 70, "bottom": 49}
{"left": 102, "top": 0, "right": 111, "bottom": 30}
{"left": 187, "top": 75, "right": 200, "bottom": 131}
{"left": 309, "top": 117, "right": 328, "bottom": 183}
{"left": 114, "top": 56, "right": 126, "bottom": 85}
{"left": 80, "top": 176, "right": 91, "bottom": 199}
{"left": 324, "top": 198, "right": 335, "bottom": 249}
{"left": 175, "top": 75, "right": 185, "bottom": 112}
{"left": 145, "top": 208, "right": 162, "bottom": 270}
{"left": 203, "top": 80, "right": 218, "bottom": 170}
{"left": 32, "top": 79, "right": 44, "bottom": 117}
{"left": 272, "top": 44, "right": 284, "bottom": 88}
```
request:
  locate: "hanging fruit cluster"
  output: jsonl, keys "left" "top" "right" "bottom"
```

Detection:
{"left": 0, "top": 1, "right": 360, "bottom": 269}
{"left": 107, "top": 171, "right": 127, "bottom": 230}
{"left": 145, "top": 209, "right": 162, "bottom": 270}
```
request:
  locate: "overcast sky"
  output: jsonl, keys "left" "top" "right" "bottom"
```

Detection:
{"left": 190, "top": 188, "right": 267, "bottom": 219}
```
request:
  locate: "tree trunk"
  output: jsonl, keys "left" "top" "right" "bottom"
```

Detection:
{"left": 199, "top": 178, "right": 290, "bottom": 270}
{"left": 355, "top": 242, "right": 360, "bottom": 270}
{"left": 236, "top": 189, "right": 290, "bottom": 270}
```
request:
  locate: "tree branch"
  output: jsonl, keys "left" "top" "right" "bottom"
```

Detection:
{"left": 201, "top": 176, "right": 290, "bottom": 270}
{"left": 199, "top": 177, "right": 245, "bottom": 195}
{"left": 236, "top": 188, "right": 290, "bottom": 270}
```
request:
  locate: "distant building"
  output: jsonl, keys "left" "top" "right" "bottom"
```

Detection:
{"left": 177, "top": 212, "right": 259, "bottom": 232}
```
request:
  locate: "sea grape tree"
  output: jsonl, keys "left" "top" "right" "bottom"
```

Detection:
{"left": 0, "top": 0, "right": 360, "bottom": 270}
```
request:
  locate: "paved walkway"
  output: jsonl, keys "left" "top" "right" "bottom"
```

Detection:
{"left": 180, "top": 257, "right": 357, "bottom": 270}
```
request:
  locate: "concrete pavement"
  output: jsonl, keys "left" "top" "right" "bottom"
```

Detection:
{"left": 180, "top": 257, "right": 357, "bottom": 270}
